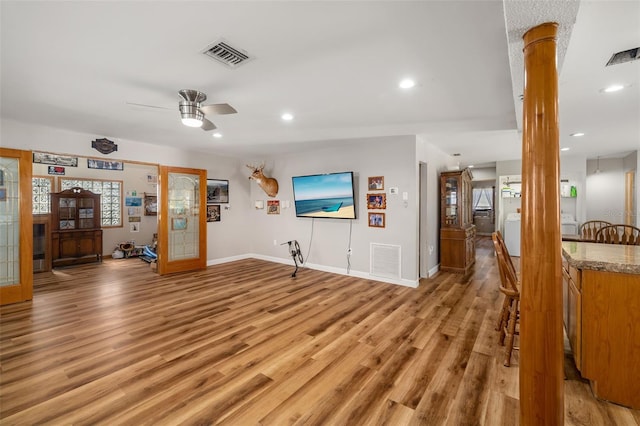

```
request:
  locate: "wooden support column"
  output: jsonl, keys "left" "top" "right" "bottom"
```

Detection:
{"left": 520, "top": 22, "right": 564, "bottom": 425}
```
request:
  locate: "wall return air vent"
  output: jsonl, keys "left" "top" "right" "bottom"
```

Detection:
{"left": 606, "top": 47, "right": 640, "bottom": 66}
{"left": 202, "top": 39, "right": 253, "bottom": 69}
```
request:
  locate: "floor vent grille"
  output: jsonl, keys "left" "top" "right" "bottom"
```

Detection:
{"left": 370, "top": 243, "right": 401, "bottom": 280}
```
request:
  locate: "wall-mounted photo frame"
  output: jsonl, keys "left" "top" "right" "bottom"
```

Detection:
{"left": 207, "top": 204, "right": 221, "bottom": 222}
{"left": 87, "top": 158, "right": 124, "bottom": 171}
{"left": 171, "top": 217, "right": 187, "bottom": 230}
{"left": 366, "top": 193, "right": 386, "bottom": 209}
{"left": 33, "top": 152, "right": 78, "bottom": 167}
{"left": 144, "top": 193, "right": 157, "bottom": 216}
{"left": 368, "top": 176, "right": 384, "bottom": 190}
{"left": 368, "top": 212, "right": 385, "bottom": 228}
{"left": 207, "top": 179, "right": 229, "bottom": 204}
{"left": 267, "top": 200, "right": 280, "bottom": 215}
{"left": 47, "top": 166, "right": 65, "bottom": 175}
{"left": 125, "top": 196, "right": 142, "bottom": 207}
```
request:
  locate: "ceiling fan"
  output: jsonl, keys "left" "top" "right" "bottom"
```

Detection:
{"left": 178, "top": 89, "right": 237, "bottom": 131}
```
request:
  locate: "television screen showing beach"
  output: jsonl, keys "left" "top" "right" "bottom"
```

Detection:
{"left": 292, "top": 172, "right": 356, "bottom": 219}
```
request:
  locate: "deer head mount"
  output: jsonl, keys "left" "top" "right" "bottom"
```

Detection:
{"left": 247, "top": 163, "right": 279, "bottom": 197}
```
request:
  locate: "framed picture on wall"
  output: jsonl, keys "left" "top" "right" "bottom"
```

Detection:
{"left": 368, "top": 212, "right": 385, "bottom": 228}
{"left": 207, "top": 179, "right": 229, "bottom": 204}
{"left": 267, "top": 200, "right": 280, "bottom": 215}
{"left": 366, "top": 193, "right": 386, "bottom": 209}
{"left": 87, "top": 158, "right": 123, "bottom": 170}
{"left": 368, "top": 176, "right": 384, "bottom": 190}
{"left": 207, "top": 204, "right": 221, "bottom": 222}
{"left": 144, "top": 193, "right": 157, "bottom": 216}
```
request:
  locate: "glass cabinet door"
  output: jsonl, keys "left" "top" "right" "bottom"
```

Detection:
{"left": 444, "top": 176, "right": 459, "bottom": 226}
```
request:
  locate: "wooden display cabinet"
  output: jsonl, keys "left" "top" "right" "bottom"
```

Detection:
{"left": 51, "top": 187, "right": 103, "bottom": 267}
{"left": 440, "top": 168, "right": 476, "bottom": 274}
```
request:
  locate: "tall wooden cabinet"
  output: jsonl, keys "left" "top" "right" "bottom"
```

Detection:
{"left": 51, "top": 187, "right": 103, "bottom": 267}
{"left": 440, "top": 168, "right": 476, "bottom": 274}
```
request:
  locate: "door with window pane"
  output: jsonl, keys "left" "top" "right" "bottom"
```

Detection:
{"left": 0, "top": 148, "right": 33, "bottom": 305}
{"left": 157, "top": 166, "right": 206, "bottom": 275}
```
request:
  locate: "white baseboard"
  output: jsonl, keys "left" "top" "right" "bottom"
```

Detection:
{"left": 428, "top": 264, "right": 440, "bottom": 278}
{"left": 208, "top": 254, "right": 418, "bottom": 288}
{"left": 206, "top": 254, "right": 252, "bottom": 266}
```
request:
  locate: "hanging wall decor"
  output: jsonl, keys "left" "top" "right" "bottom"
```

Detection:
{"left": 91, "top": 138, "right": 118, "bottom": 154}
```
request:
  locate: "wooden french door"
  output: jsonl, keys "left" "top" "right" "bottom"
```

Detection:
{"left": 625, "top": 171, "right": 635, "bottom": 226}
{"left": 0, "top": 148, "right": 33, "bottom": 305}
{"left": 157, "top": 165, "right": 207, "bottom": 275}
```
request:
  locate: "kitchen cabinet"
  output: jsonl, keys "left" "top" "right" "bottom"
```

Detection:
{"left": 440, "top": 168, "right": 475, "bottom": 274}
{"left": 562, "top": 242, "right": 640, "bottom": 409}
{"left": 51, "top": 187, "right": 103, "bottom": 267}
{"left": 562, "top": 258, "right": 582, "bottom": 370}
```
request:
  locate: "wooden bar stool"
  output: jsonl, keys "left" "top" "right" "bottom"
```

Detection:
{"left": 492, "top": 232, "right": 520, "bottom": 367}
{"left": 594, "top": 224, "right": 640, "bottom": 245}
{"left": 579, "top": 220, "right": 612, "bottom": 241}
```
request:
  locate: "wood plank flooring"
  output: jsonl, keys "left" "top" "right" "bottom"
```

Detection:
{"left": 1, "top": 237, "right": 639, "bottom": 425}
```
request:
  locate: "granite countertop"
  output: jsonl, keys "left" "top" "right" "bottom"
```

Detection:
{"left": 562, "top": 241, "right": 640, "bottom": 275}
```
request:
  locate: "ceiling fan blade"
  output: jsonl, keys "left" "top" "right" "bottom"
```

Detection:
{"left": 200, "top": 103, "right": 237, "bottom": 116}
{"left": 201, "top": 118, "right": 217, "bottom": 131}
{"left": 126, "top": 102, "right": 171, "bottom": 110}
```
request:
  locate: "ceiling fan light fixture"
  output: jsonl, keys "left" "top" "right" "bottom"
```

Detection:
{"left": 182, "top": 116, "right": 203, "bottom": 127}
{"left": 179, "top": 100, "right": 204, "bottom": 127}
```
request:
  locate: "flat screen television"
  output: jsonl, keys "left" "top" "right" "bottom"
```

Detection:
{"left": 292, "top": 171, "right": 357, "bottom": 219}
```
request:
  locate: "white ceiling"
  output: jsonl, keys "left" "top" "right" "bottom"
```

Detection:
{"left": 1, "top": 1, "right": 638, "bottom": 166}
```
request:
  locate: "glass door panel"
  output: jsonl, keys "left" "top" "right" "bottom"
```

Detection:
{"left": 168, "top": 173, "right": 200, "bottom": 261}
{"left": 157, "top": 165, "right": 206, "bottom": 275}
{"left": 0, "top": 148, "right": 32, "bottom": 305}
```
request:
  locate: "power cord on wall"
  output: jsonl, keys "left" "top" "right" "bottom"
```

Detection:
{"left": 346, "top": 219, "right": 353, "bottom": 274}
{"left": 302, "top": 218, "right": 314, "bottom": 269}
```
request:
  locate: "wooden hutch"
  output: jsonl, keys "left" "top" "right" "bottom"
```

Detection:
{"left": 440, "top": 168, "right": 476, "bottom": 274}
{"left": 51, "top": 187, "right": 103, "bottom": 267}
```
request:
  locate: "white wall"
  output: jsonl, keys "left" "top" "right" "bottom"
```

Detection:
{"left": 586, "top": 157, "right": 625, "bottom": 223}
{"left": 416, "top": 136, "right": 458, "bottom": 276}
{"left": 246, "top": 135, "right": 420, "bottom": 285}
{"left": 2, "top": 119, "right": 430, "bottom": 286}
{"left": 2, "top": 118, "right": 253, "bottom": 261}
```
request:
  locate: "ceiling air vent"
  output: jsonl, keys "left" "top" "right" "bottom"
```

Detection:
{"left": 202, "top": 39, "right": 253, "bottom": 69}
{"left": 606, "top": 47, "right": 640, "bottom": 66}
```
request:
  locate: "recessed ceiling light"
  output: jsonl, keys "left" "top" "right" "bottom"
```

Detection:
{"left": 603, "top": 84, "right": 625, "bottom": 93}
{"left": 212, "top": 132, "right": 222, "bottom": 138}
{"left": 468, "top": 165, "right": 475, "bottom": 168}
{"left": 560, "top": 147, "right": 570, "bottom": 151}
{"left": 570, "top": 132, "right": 585, "bottom": 137}
{"left": 281, "top": 113, "right": 294, "bottom": 121}
{"left": 399, "top": 78, "right": 415, "bottom": 89}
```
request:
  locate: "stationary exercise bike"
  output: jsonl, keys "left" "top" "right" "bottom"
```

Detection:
{"left": 282, "top": 240, "right": 304, "bottom": 277}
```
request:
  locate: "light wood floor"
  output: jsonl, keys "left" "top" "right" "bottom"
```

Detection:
{"left": 1, "top": 237, "right": 639, "bottom": 425}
